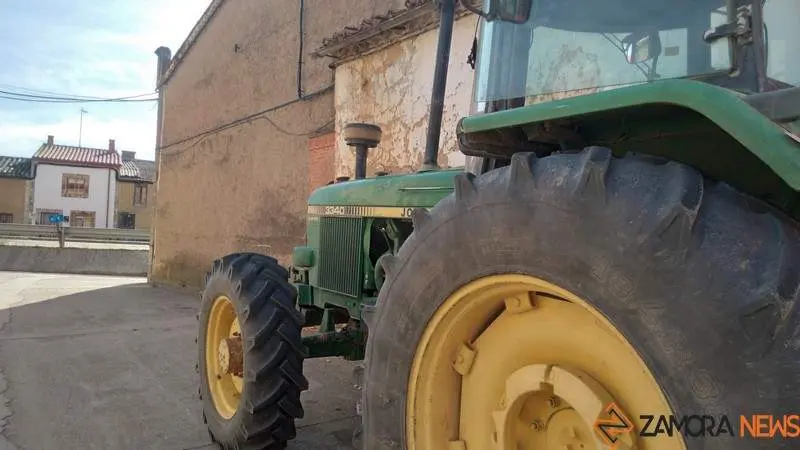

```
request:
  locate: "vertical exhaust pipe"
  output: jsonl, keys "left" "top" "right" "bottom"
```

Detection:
{"left": 344, "top": 123, "right": 382, "bottom": 180}
{"left": 421, "top": 0, "right": 456, "bottom": 171}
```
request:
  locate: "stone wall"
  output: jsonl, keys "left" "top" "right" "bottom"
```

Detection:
{"left": 333, "top": 14, "right": 478, "bottom": 178}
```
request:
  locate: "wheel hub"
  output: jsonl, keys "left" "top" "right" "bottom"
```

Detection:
{"left": 205, "top": 295, "right": 244, "bottom": 419}
{"left": 218, "top": 336, "right": 243, "bottom": 377}
{"left": 547, "top": 408, "right": 593, "bottom": 449}
{"left": 491, "top": 364, "right": 631, "bottom": 450}
{"left": 406, "top": 274, "right": 685, "bottom": 450}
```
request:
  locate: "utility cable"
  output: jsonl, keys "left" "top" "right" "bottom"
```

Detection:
{"left": 0, "top": 88, "right": 157, "bottom": 103}
{"left": 161, "top": 117, "right": 334, "bottom": 160}
{"left": 297, "top": 0, "right": 305, "bottom": 98}
{"left": 0, "top": 83, "right": 110, "bottom": 99}
{"left": 162, "top": 115, "right": 334, "bottom": 159}
{"left": 257, "top": 115, "right": 334, "bottom": 137}
{"left": 158, "top": 84, "right": 333, "bottom": 154}
{"left": 0, "top": 95, "right": 157, "bottom": 103}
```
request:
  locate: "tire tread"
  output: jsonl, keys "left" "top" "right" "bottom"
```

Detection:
{"left": 199, "top": 252, "right": 306, "bottom": 450}
{"left": 363, "top": 146, "right": 800, "bottom": 450}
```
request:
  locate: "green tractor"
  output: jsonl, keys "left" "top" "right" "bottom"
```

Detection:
{"left": 197, "top": 0, "right": 800, "bottom": 448}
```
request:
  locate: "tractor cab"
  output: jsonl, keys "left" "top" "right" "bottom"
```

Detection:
{"left": 469, "top": 0, "right": 799, "bottom": 109}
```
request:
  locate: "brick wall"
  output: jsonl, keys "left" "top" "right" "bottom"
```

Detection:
{"left": 152, "top": 0, "right": 404, "bottom": 288}
{"left": 308, "top": 133, "right": 336, "bottom": 194}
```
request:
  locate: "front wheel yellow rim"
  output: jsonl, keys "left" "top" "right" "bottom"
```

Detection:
{"left": 206, "top": 295, "right": 244, "bottom": 420}
{"left": 406, "top": 274, "right": 686, "bottom": 450}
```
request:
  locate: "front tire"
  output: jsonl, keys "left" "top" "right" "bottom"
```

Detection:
{"left": 198, "top": 253, "right": 308, "bottom": 449}
{"left": 362, "top": 148, "right": 800, "bottom": 450}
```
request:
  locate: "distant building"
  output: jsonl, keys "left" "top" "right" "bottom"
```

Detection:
{"left": 32, "top": 135, "right": 121, "bottom": 228}
{"left": 0, "top": 156, "right": 34, "bottom": 224}
{"left": 116, "top": 151, "right": 155, "bottom": 230}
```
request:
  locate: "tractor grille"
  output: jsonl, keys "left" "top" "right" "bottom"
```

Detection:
{"left": 318, "top": 216, "right": 363, "bottom": 297}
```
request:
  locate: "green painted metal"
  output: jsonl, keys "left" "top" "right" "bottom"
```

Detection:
{"left": 362, "top": 218, "right": 377, "bottom": 292}
{"left": 461, "top": 79, "right": 800, "bottom": 190}
{"left": 291, "top": 246, "right": 314, "bottom": 268}
{"left": 295, "top": 284, "right": 313, "bottom": 306}
{"left": 295, "top": 170, "right": 460, "bottom": 329}
{"left": 297, "top": 212, "right": 371, "bottom": 317}
{"left": 317, "top": 216, "right": 363, "bottom": 297}
{"left": 307, "top": 169, "right": 461, "bottom": 207}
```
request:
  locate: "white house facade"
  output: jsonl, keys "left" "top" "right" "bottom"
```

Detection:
{"left": 31, "top": 136, "right": 121, "bottom": 228}
{"left": 32, "top": 164, "right": 117, "bottom": 228}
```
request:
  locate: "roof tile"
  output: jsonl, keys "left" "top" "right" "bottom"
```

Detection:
{"left": 316, "top": 0, "right": 470, "bottom": 60}
{"left": 119, "top": 159, "right": 156, "bottom": 182}
{"left": 33, "top": 144, "right": 121, "bottom": 168}
{"left": 0, "top": 156, "right": 32, "bottom": 179}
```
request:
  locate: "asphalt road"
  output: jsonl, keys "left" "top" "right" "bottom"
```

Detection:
{"left": 0, "top": 272, "right": 361, "bottom": 450}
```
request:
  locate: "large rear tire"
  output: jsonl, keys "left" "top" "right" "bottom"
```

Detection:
{"left": 198, "top": 253, "right": 308, "bottom": 450}
{"left": 362, "top": 148, "right": 800, "bottom": 450}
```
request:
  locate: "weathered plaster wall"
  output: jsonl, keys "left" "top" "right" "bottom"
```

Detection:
{"left": 334, "top": 14, "right": 478, "bottom": 178}
{"left": 0, "top": 179, "right": 27, "bottom": 223}
{"left": 116, "top": 181, "right": 155, "bottom": 230}
{"left": 152, "top": 0, "right": 403, "bottom": 289}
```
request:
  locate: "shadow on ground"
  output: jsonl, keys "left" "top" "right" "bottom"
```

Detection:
{"left": 0, "top": 277, "right": 360, "bottom": 450}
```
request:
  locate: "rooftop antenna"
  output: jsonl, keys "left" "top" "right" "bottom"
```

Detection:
{"left": 78, "top": 108, "right": 88, "bottom": 147}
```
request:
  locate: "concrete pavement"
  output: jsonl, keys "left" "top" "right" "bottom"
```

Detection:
{"left": 0, "top": 272, "right": 361, "bottom": 450}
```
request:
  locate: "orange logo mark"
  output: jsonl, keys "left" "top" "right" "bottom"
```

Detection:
{"left": 740, "top": 415, "right": 800, "bottom": 439}
{"left": 595, "top": 403, "right": 634, "bottom": 448}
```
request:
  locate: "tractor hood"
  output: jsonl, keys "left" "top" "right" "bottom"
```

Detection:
{"left": 308, "top": 169, "right": 461, "bottom": 208}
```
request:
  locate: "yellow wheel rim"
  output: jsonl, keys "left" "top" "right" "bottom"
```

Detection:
{"left": 407, "top": 274, "right": 686, "bottom": 450}
{"left": 206, "top": 295, "right": 244, "bottom": 420}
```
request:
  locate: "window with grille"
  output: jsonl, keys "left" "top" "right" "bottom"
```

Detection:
{"left": 118, "top": 212, "right": 135, "bottom": 229}
{"left": 133, "top": 183, "right": 147, "bottom": 206}
{"left": 70, "top": 211, "right": 96, "bottom": 228}
{"left": 0, "top": 213, "right": 13, "bottom": 223}
{"left": 62, "top": 174, "right": 90, "bottom": 198}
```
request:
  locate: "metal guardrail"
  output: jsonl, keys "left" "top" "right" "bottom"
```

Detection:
{"left": 0, "top": 223, "right": 150, "bottom": 244}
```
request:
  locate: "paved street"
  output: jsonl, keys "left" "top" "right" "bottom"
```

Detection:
{"left": 0, "top": 272, "right": 361, "bottom": 450}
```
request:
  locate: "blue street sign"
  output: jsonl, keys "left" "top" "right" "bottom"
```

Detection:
{"left": 48, "top": 214, "right": 65, "bottom": 224}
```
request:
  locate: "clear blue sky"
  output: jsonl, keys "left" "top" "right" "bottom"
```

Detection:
{"left": 0, "top": 0, "right": 211, "bottom": 161}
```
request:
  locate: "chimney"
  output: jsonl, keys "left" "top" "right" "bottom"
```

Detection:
{"left": 109, "top": 139, "right": 116, "bottom": 153}
{"left": 47, "top": 135, "right": 54, "bottom": 145}
{"left": 155, "top": 46, "right": 172, "bottom": 89}
{"left": 121, "top": 151, "right": 136, "bottom": 162}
